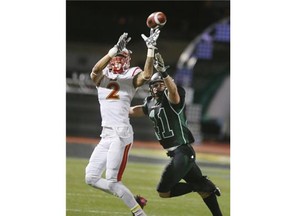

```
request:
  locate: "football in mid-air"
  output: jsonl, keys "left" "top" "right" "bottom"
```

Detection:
{"left": 146, "top": 12, "right": 167, "bottom": 29}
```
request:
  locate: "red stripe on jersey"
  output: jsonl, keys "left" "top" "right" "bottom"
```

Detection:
{"left": 117, "top": 143, "right": 132, "bottom": 181}
{"left": 131, "top": 67, "right": 141, "bottom": 76}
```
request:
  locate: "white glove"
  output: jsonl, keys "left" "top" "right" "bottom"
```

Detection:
{"left": 154, "top": 52, "right": 170, "bottom": 72}
{"left": 108, "top": 32, "right": 131, "bottom": 57}
{"left": 141, "top": 28, "right": 160, "bottom": 50}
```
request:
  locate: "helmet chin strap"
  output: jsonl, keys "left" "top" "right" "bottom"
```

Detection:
{"left": 112, "top": 63, "right": 124, "bottom": 74}
{"left": 156, "top": 90, "right": 164, "bottom": 98}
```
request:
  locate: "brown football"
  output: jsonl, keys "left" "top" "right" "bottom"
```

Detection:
{"left": 146, "top": 12, "right": 167, "bottom": 29}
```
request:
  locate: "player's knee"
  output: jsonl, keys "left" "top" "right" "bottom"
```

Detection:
{"left": 85, "top": 174, "right": 100, "bottom": 186}
{"left": 158, "top": 192, "right": 171, "bottom": 198}
{"left": 189, "top": 176, "right": 217, "bottom": 193}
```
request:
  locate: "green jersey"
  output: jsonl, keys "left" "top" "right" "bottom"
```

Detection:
{"left": 142, "top": 86, "right": 195, "bottom": 149}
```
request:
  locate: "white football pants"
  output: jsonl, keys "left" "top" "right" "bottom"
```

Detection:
{"left": 85, "top": 126, "right": 142, "bottom": 211}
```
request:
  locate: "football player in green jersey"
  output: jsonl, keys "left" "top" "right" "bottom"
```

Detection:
{"left": 129, "top": 53, "right": 223, "bottom": 216}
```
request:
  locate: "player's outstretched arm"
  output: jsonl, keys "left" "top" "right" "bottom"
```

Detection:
{"left": 90, "top": 32, "right": 131, "bottom": 84}
{"left": 129, "top": 105, "right": 145, "bottom": 117}
{"left": 154, "top": 52, "right": 180, "bottom": 104}
{"left": 134, "top": 29, "right": 161, "bottom": 87}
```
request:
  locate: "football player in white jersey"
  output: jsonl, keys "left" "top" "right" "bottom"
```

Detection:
{"left": 85, "top": 30, "right": 160, "bottom": 216}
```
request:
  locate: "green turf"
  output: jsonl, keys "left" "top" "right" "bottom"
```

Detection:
{"left": 66, "top": 157, "right": 230, "bottom": 216}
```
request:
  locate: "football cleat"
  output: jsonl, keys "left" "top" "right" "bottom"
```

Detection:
{"left": 214, "top": 187, "right": 221, "bottom": 196}
{"left": 132, "top": 195, "right": 148, "bottom": 216}
{"left": 135, "top": 195, "right": 147, "bottom": 209}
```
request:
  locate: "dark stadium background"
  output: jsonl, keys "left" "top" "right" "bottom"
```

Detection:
{"left": 66, "top": 1, "right": 230, "bottom": 43}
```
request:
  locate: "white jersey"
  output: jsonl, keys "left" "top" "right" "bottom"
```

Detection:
{"left": 97, "top": 66, "right": 142, "bottom": 127}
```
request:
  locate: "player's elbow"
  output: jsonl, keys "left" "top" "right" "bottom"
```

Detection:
{"left": 143, "top": 73, "right": 152, "bottom": 81}
{"left": 90, "top": 67, "right": 101, "bottom": 82}
{"left": 170, "top": 96, "right": 180, "bottom": 105}
{"left": 90, "top": 72, "right": 94, "bottom": 80}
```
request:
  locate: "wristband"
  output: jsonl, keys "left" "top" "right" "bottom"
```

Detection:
{"left": 147, "top": 48, "right": 154, "bottom": 57}
{"left": 161, "top": 71, "right": 169, "bottom": 78}
{"left": 108, "top": 47, "right": 118, "bottom": 58}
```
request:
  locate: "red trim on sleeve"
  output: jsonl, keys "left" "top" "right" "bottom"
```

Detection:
{"left": 131, "top": 67, "right": 141, "bottom": 76}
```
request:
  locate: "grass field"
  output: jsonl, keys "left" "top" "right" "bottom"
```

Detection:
{"left": 66, "top": 152, "right": 230, "bottom": 216}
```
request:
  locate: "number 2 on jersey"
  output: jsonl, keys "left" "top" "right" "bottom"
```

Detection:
{"left": 106, "top": 82, "right": 120, "bottom": 99}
